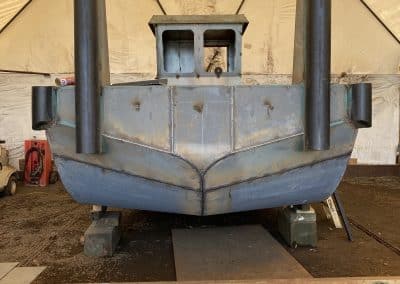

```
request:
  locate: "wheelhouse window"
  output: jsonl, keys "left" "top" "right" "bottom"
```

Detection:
{"left": 203, "top": 29, "right": 235, "bottom": 73}
{"left": 162, "top": 30, "right": 194, "bottom": 73}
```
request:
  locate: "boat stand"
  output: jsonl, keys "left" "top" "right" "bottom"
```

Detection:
{"left": 83, "top": 205, "right": 121, "bottom": 257}
{"left": 277, "top": 204, "right": 317, "bottom": 248}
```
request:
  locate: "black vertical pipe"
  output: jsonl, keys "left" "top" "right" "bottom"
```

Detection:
{"left": 74, "top": 0, "right": 110, "bottom": 154}
{"left": 305, "top": 0, "right": 331, "bottom": 151}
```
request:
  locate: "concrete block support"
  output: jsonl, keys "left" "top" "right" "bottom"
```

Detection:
{"left": 84, "top": 211, "right": 121, "bottom": 257}
{"left": 278, "top": 206, "right": 317, "bottom": 247}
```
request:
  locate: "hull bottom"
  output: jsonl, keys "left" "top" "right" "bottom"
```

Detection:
{"left": 56, "top": 155, "right": 349, "bottom": 216}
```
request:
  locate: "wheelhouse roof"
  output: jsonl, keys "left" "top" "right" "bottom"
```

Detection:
{"left": 149, "top": 14, "right": 249, "bottom": 34}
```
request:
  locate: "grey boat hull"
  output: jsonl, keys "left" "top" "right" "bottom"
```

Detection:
{"left": 44, "top": 84, "right": 357, "bottom": 216}
{"left": 56, "top": 154, "right": 349, "bottom": 216}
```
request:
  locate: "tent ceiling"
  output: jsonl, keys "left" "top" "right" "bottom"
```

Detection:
{"left": 0, "top": 0, "right": 29, "bottom": 31}
{"left": 364, "top": 0, "right": 400, "bottom": 41}
{"left": 0, "top": 0, "right": 398, "bottom": 74}
{"left": 0, "top": 0, "right": 399, "bottom": 40}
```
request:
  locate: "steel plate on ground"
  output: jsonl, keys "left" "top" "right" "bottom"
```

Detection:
{"left": 172, "top": 225, "right": 311, "bottom": 280}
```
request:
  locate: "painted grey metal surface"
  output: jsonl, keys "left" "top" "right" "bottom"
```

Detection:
{"left": 55, "top": 156, "right": 202, "bottom": 215}
{"left": 32, "top": 11, "right": 370, "bottom": 216}
{"left": 154, "top": 24, "right": 243, "bottom": 80}
{"left": 55, "top": 154, "right": 349, "bottom": 216}
{"left": 149, "top": 15, "right": 249, "bottom": 33}
{"left": 48, "top": 126, "right": 201, "bottom": 190}
{"left": 47, "top": 82, "right": 357, "bottom": 215}
{"left": 204, "top": 123, "right": 355, "bottom": 190}
{"left": 174, "top": 86, "right": 232, "bottom": 169}
{"left": 204, "top": 155, "right": 349, "bottom": 215}
{"left": 233, "top": 85, "right": 347, "bottom": 148}
{"left": 164, "top": 38, "right": 195, "bottom": 73}
{"left": 53, "top": 84, "right": 353, "bottom": 171}
{"left": 103, "top": 86, "right": 171, "bottom": 151}
{"left": 304, "top": 0, "right": 332, "bottom": 151}
{"left": 32, "top": 86, "right": 55, "bottom": 131}
{"left": 351, "top": 83, "right": 372, "bottom": 128}
{"left": 74, "top": 0, "right": 110, "bottom": 154}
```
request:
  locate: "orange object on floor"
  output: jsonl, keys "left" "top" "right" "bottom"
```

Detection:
{"left": 24, "top": 140, "right": 52, "bottom": 186}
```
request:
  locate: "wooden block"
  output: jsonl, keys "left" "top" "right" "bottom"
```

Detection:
{"left": 0, "top": 266, "right": 46, "bottom": 284}
{"left": 172, "top": 225, "right": 311, "bottom": 281}
{"left": 348, "top": 158, "right": 358, "bottom": 165}
{"left": 323, "top": 196, "right": 343, "bottom": 229}
{"left": 0, "top": 263, "right": 18, "bottom": 279}
{"left": 84, "top": 211, "right": 121, "bottom": 257}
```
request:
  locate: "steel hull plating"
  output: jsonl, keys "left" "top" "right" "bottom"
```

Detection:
{"left": 48, "top": 84, "right": 356, "bottom": 215}
{"left": 55, "top": 155, "right": 349, "bottom": 215}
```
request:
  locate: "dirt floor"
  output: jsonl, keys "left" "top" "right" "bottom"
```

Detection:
{"left": 0, "top": 177, "right": 399, "bottom": 283}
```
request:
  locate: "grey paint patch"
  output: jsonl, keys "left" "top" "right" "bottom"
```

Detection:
{"left": 55, "top": 84, "right": 351, "bottom": 172}
{"left": 48, "top": 126, "right": 201, "bottom": 190}
{"left": 56, "top": 157, "right": 202, "bottom": 215}
{"left": 103, "top": 86, "right": 171, "bottom": 150}
{"left": 204, "top": 156, "right": 350, "bottom": 215}
{"left": 174, "top": 86, "right": 232, "bottom": 170}
{"left": 56, "top": 155, "right": 348, "bottom": 216}
{"left": 204, "top": 122, "right": 355, "bottom": 189}
{"left": 50, "top": 84, "right": 355, "bottom": 215}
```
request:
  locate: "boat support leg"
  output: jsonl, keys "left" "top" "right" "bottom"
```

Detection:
{"left": 278, "top": 205, "right": 317, "bottom": 247}
{"left": 83, "top": 206, "right": 121, "bottom": 257}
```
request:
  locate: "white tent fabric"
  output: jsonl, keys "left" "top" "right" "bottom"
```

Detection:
{"left": 0, "top": 0, "right": 399, "bottom": 167}
{"left": 365, "top": 0, "right": 400, "bottom": 40}
{"left": 0, "top": 0, "right": 399, "bottom": 74}
{"left": 0, "top": 0, "right": 28, "bottom": 30}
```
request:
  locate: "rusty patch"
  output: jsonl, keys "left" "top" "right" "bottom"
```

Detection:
{"left": 193, "top": 102, "right": 204, "bottom": 113}
{"left": 263, "top": 100, "right": 274, "bottom": 117}
{"left": 132, "top": 100, "right": 141, "bottom": 111}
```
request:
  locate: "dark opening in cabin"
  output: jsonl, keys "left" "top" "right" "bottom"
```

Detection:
{"left": 162, "top": 30, "right": 194, "bottom": 73}
{"left": 203, "top": 29, "right": 235, "bottom": 73}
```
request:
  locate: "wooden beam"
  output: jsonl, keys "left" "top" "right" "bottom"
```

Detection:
{"left": 0, "top": 69, "right": 50, "bottom": 76}
{"left": 114, "top": 277, "right": 400, "bottom": 284}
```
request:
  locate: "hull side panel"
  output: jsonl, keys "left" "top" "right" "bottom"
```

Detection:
{"left": 204, "top": 155, "right": 349, "bottom": 215}
{"left": 56, "top": 157, "right": 202, "bottom": 215}
{"left": 48, "top": 125, "right": 201, "bottom": 190}
{"left": 204, "top": 123, "right": 355, "bottom": 189}
{"left": 56, "top": 155, "right": 348, "bottom": 216}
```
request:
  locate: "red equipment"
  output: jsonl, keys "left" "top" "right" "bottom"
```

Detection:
{"left": 24, "top": 139, "right": 52, "bottom": 186}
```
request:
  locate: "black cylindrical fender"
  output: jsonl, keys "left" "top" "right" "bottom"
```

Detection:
{"left": 351, "top": 83, "right": 372, "bottom": 128}
{"left": 32, "top": 86, "right": 55, "bottom": 130}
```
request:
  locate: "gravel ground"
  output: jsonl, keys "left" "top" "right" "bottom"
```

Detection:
{"left": 0, "top": 177, "right": 398, "bottom": 283}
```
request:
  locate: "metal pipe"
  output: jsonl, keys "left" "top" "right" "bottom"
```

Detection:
{"left": 32, "top": 86, "right": 54, "bottom": 130}
{"left": 74, "top": 0, "right": 110, "bottom": 154}
{"left": 351, "top": 83, "right": 372, "bottom": 128}
{"left": 304, "top": 0, "right": 331, "bottom": 151}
